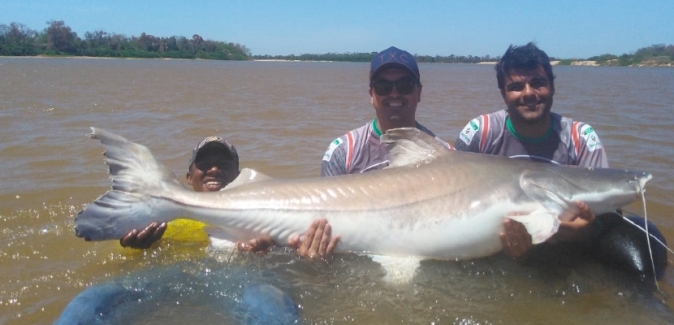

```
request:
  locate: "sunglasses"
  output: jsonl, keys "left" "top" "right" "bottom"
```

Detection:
{"left": 370, "top": 78, "right": 419, "bottom": 96}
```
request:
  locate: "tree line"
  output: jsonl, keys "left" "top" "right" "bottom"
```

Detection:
{"left": 1, "top": 20, "right": 671, "bottom": 66}
{"left": 589, "top": 44, "right": 674, "bottom": 66}
{"left": 257, "top": 45, "right": 673, "bottom": 67}
{"left": 252, "top": 52, "right": 500, "bottom": 64}
{"left": 0, "top": 21, "right": 251, "bottom": 60}
{"left": 547, "top": 44, "right": 673, "bottom": 67}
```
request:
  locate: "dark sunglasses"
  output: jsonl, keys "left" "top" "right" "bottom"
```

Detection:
{"left": 370, "top": 78, "right": 419, "bottom": 96}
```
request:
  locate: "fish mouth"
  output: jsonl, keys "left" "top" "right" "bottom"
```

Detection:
{"left": 637, "top": 172, "right": 653, "bottom": 192}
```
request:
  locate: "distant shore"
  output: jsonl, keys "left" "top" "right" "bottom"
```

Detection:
{"left": 253, "top": 59, "right": 334, "bottom": 63}
{"left": 2, "top": 55, "right": 672, "bottom": 67}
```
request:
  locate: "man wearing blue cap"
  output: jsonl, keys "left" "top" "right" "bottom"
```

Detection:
{"left": 321, "top": 46, "right": 450, "bottom": 176}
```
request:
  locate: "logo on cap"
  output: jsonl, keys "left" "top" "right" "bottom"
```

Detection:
{"left": 370, "top": 46, "right": 420, "bottom": 81}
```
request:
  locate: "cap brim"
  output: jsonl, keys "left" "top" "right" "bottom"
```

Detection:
{"left": 370, "top": 62, "right": 418, "bottom": 80}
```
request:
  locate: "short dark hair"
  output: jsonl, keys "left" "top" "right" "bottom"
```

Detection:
{"left": 495, "top": 42, "right": 555, "bottom": 90}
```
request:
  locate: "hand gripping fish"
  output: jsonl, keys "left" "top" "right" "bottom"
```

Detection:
{"left": 76, "top": 127, "right": 652, "bottom": 282}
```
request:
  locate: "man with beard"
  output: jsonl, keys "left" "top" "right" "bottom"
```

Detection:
{"left": 454, "top": 43, "right": 667, "bottom": 279}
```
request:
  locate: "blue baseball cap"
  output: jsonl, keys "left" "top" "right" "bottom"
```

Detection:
{"left": 370, "top": 46, "right": 420, "bottom": 81}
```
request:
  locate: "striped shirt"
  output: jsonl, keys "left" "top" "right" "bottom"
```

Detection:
{"left": 321, "top": 119, "right": 451, "bottom": 176}
{"left": 454, "top": 109, "right": 608, "bottom": 168}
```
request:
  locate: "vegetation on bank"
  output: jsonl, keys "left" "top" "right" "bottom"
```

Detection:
{"left": 1, "top": 20, "right": 671, "bottom": 67}
{"left": 0, "top": 21, "right": 251, "bottom": 60}
{"left": 259, "top": 45, "right": 673, "bottom": 67}
{"left": 552, "top": 44, "right": 673, "bottom": 67}
{"left": 253, "top": 52, "right": 499, "bottom": 64}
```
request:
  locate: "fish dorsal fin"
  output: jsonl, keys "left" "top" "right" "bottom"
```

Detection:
{"left": 381, "top": 127, "right": 450, "bottom": 168}
{"left": 223, "top": 168, "right": 272, "bottom": 190}
{"left": 368, "top": 254, "right": 422, "bottom": 284}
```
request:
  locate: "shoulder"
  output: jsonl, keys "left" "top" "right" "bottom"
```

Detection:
{"left": 576, "top": 122, "right": 603, "bottom": 153}
{"left": 557, "top": 114, "right": 608, "bottom": 167}
{"left": 559, "top": 115, "right": 603, "bottom": 147}
{"left": 455, "top": 110, "right": 505, "bottom": 147}
{"left": 322, "top": 121, "right": 373, "bottom": 162}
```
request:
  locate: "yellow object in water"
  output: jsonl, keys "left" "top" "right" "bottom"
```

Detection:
{"left": 118, "top": 219, "right": 210, "bottom": 258}
{"left": 163, "top": 219, "right": 210, "bottom": 243}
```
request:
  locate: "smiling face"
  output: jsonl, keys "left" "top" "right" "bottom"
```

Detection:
{"left": 369, "top": 68, "right": 422, "bottom": 133}
{"left": 186, "top": 145, "right": 239, "bottom": 192}
{"left": 501, "top": 65, "right": 555, "bottom": 134}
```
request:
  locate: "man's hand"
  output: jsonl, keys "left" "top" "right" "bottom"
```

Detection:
{"left": 550, "top": 201, "right": 595, "bottom": 242}
{"left": 500, "top": 201, "right": 596, "bottom": 257}
{"left": 288, "top": 219, "right": 340, "bottom": 259}
{"left": 500, "top": 219, "right": 533, "bottom": 258}
{"left": 236, "top": 238, "right": 275, "bottom": 253}
{"left": 119, "top": 222, "right": 167, "bottom": 249}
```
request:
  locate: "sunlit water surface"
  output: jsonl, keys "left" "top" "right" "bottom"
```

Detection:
{"left": 1, "top": 58, "right": 673, "bottom": 324}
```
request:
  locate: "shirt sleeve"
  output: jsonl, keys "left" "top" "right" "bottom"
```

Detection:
{"left": 454, "top": 117, "right": 483, "bottom": 153}
{"left": 575, "top": 123, "right": 610, "bottom": 168}
{"left": 321, "top": 136, "right": 348, "bottom": 176}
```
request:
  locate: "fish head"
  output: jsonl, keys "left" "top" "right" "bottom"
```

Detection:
{"left": 519, "top": 167, "right": 652, "bottom": 217}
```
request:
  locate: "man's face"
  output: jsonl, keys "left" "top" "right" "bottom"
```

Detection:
{"left": 186, "top": 146, "right": 239, "bottom": 192}
{"left": 369, "top": 68, "right": 421, "bottom": 130}
{"left": 501, "top": 65, "right": 554, "bottom": 125}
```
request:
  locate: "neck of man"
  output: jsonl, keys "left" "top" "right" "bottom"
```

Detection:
{"left": 375, "top": 118, "right": 416, "bottom": 136}
{"left": 507, "top": 114, "right": 552, "bottom": 140}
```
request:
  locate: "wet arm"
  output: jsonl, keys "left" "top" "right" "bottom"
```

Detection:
{"left": 119, "top": 222, "right": 167, "bottom": 249}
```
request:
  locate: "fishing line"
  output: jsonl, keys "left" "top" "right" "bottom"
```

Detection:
{"left": 632, "top": 185, "right": 659, "bottom": 291}
{"left": 620, "top": 210, "right": 674, "bottom": 255}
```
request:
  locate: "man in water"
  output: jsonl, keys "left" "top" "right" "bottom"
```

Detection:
{"left": 121, "top": 136, "right": 339, "bottom": 257}
{"left": 454, "top": 42, "right": 666, "bottom": 277}
{"left": 316, "top": 46, "right": 453, "bottom": 255}
{"left": 321, "top": 46, "right": 450, "bottom": 176}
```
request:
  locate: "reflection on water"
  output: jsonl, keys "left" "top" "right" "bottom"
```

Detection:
{"left": 0, "top": 58, "right": 673, "bottom": 324}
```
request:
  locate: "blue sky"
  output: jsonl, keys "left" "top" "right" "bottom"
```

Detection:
{"left": 1, "top": 0, "right": 672, "bottom": 59}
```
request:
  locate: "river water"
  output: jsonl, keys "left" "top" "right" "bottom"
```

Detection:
{"left": 1, "top": 57, "right": 673, "bottom": 324}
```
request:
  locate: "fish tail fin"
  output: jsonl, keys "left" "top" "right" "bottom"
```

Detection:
{"left": 75, "top": 127, "right": 187, "bottom": 241}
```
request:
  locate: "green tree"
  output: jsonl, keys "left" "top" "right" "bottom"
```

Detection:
{"left": 45, "top": 20, "right": 78, "bottom": 54}
{"left": 0, "top": 22, "right": 38, "bottom": 55}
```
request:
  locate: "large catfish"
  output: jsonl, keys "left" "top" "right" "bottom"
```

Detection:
{"left": 75, "top": 127, "right": 651, "bottom": 281}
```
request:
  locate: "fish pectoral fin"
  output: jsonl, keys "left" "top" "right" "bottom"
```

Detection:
{"left": 520, "top": 171, "right": 574, "bottom": 214}
{"left": 508, "top": 209, "right": 560, "bottom": 244}
{"left": 223, "top": 168, "right": 273, "bottom": 190}
{"left": 368, "top": 254, "right": 421, "bottom": 284}
{"left": 381, "top": 127, "right": 450, "bottom": 168}
{"left": 204, "top": 226, "right": 250, "bottom": 250}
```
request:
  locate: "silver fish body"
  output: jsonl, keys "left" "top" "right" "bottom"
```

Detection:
{"left": 76, "top": 127, "right": 651, "bottom": 261}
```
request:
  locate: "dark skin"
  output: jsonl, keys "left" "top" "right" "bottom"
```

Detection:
{"left": 120, "top": 146, "right": 340, "bottom": 257}
{"left": 119, "top": 221, "right": 167, "bottom": 249}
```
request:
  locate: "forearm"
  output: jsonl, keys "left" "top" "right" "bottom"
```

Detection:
{"left": 550, "top": 219, "right": 600, "bottom": 243}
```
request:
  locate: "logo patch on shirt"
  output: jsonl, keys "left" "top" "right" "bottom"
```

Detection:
{"left": 458, "top": 119, "right": 480, "bottom": 145}
{"left": 580, "top": 125, "right": 601, "bottom": 152}
{"left": 323, "top": 138, "right": 343, "bottom": 161}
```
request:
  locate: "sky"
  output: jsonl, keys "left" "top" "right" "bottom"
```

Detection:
{"left": 1, "top": 0, "right": 672, "bottom": 59}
